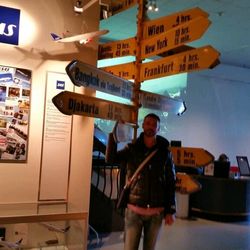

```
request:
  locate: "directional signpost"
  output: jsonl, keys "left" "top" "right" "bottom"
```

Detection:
{"left": 66, "top": 60, "right": 134, "bottom": 100}
{"left": 51, "top": 4, "right": 221, "bottom": 200}
{"left": 170, "top": 147, "right": 214, "bottom": 168}
{"left": 52, "top": 91, "right": 137, "bottom": 123}
{"left": 140, "top": 45, "right": 220, "bottom": 81}
{"left": 98, "top": 37, "right": 136, "bottom": 60}
{"left": 52, "top": 5, "right": 220, "bottom": 140}
{"left": 141, "top": 16, "right": 211, "bottom": 59}
{"left": 96, "top": 6, "right": 220, "bottom": 126}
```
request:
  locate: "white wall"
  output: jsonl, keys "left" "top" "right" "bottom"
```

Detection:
{"left": 0, "top": 0, "right": 99, "bottom": 214}
{"left": 166, "top": 64, "right": 250, "bottom": 166}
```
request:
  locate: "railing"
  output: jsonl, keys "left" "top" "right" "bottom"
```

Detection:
{"left": 92, "top": 152, "right": 121, "bottom": 201}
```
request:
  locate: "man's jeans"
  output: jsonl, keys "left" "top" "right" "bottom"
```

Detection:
{"left": 124, "top": 208, "right": 164, "bottom": 250}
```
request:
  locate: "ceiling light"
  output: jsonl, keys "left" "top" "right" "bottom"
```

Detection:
{"left": 147, "top": 0, "right": 159, "bottom": 12}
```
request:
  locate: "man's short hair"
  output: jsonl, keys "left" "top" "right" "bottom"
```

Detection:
{"left": 144, "top": 113, "right": 160, "bottom": 123}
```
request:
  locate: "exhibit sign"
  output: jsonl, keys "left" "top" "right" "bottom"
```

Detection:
{"left": 66, "top": 60, "right": 133, "bottom": 100}
{"left": 170, "top": 147, "right": 214, "bottom": 167}
{"left": 52, "top": 91, "right": 137, "bottom": 124}
{"left": 0, "top": 6, "right": 20, "bottom": 45}
{"left": 39, "top": 72, "right": 73, "bottom": 200}
{"left": 141, "top": 16, "right": 211, "bottom": 59}
{"left": 140, "top": 45, "right": 220, "bottom": 81}
{"left": 98, "top": 37, "right": 136, "bottom": 60}
{"left": 0, "top": 65, "right": 31, "bottom": 162}
{"left": 142, "top": 7, "right": 209, "bottom": 39}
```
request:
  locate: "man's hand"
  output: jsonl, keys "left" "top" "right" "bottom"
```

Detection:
{"left": 165, "top": 214, "right": 175, "bottom": 225}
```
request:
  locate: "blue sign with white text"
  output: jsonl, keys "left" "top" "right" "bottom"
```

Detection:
{"left": 0, "top": 6, "right": 20, "bottom": 45}
{"left": 56, "top": 80, "right": 65, "bottom": 90}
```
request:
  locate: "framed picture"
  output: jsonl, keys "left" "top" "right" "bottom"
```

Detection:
{"left": 0, "top": 65, "right": 31, "bottom": 162}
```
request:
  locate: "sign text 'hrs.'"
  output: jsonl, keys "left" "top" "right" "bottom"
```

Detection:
{"left": 100, "top": 61, "right": 136, "bottom": 80}
{"left": 141, "top": 16, "right": 210, "bottom": 59}
{"left": 170, "top": 147, "right": 214, "bottom": 167}
{"left": 140, "top": 45, "right": 220, "bottom": 81}
{"left": 98, "top": 37, "right": 136, "bottom": 60}
{"left": 143, "top": 7, "right": 209, "bottom": 39}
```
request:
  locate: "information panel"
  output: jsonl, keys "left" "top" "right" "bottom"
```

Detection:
{"left": 39, "top": 72, "right": 73, "bottom": 201}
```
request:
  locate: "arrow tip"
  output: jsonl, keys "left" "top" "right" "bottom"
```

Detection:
{"left": 52, "top": 92, "right": 72, "bottom": 116}
{"left": 209, "top": 59, "right": 220, "bottom": 69}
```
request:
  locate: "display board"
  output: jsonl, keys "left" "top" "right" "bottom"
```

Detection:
{"left": 39, "top": 72, "right": 73, "bottom": 201}
{"left": 0, "top": 65, "right": 31, "bottom": 162}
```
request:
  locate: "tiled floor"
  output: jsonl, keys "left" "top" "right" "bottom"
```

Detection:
{"left": 88, "top": 217, "right": 250, "bottom": 250}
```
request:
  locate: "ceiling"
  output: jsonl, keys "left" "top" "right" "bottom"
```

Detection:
{"left": 99, "top": 0, "right": 250, "bottom": 69}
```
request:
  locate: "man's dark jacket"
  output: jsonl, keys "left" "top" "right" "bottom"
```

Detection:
{"left": 106, "top": 132, "right": 176, "bottom": 215}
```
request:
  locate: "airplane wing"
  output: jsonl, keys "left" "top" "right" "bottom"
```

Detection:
{"left": 51, "top": 29, "right": 109, "bottom": 44}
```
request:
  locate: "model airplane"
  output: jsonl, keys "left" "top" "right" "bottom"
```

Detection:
{"left": 50, "top": 29, "right": 109, "bottom": 44}
{"left": 0, "top": 238, "right": 22, "bottom": 249}
{"left": 39, "top": 222, "right": 70, "bottom": 233}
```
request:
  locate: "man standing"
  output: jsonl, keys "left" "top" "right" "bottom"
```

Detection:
{"left": 106, "top": 113, "right": 176, "bottom": 250}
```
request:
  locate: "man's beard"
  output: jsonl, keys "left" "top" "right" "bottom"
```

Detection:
{"left": 144, "top": 129, "right": 156, "bottom": 137}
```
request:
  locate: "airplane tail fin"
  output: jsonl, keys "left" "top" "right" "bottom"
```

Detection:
{"left": 50, "top": 33, "right": 62, "bottom": 42}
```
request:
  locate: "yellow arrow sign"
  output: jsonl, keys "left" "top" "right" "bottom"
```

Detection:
{"left": 143, "top": 7, "right": 209, "bottom": 39}
{"left": 140, "top": 45, "right": 220, "bottom": 81}
{"left": 170, "top": 147, "right": 214, "bottom": 167}
{"left": 100, "top": 61, "right": 136, "bottom": 80}
{"left": 141, "top": 16, "right": 211, "bottom": 59}
{"left": 98, "top": 37, "right": 136, "bottom": 60}
{"left": 52, "top": 91, "right": 137, "bottom": 124}
{"left": 176, "top": 173, "right": 201, "bottom": 194}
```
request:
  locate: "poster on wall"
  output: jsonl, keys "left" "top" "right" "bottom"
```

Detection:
{"left": 0, "top": 65, "right": 31, "bottom": 162}
{"left": 39, "top": 72, "right": 73, "bottom": 201}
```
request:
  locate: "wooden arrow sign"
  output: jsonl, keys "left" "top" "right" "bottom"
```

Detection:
{"left": 100, "top": 61, "right": 136, "bottom": 80}
{"left": 141, "top": 16, "right": 211, "bottom": 59}
{"left": 170, "top": 147, "right": 214, "bottom": 167}
{"left": 66, "top": 60, "right": 134, "bottom": 100}
{"left": 140, "top": 45, "right": 220, "bottom": 81}
{"left": 140, "top": 90, "right": 186, "bottom": 115}
{"left": 143, "top": 7, "right": 209, "bottom": 39}
{"left": 98, "top": 37, "right": 136, "bottom": 60}
{"left": 176, "top": 173, "right": 201, "bottom": 194}
{"left": 52, "top": 91, "right": 137, "bottom": 124}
